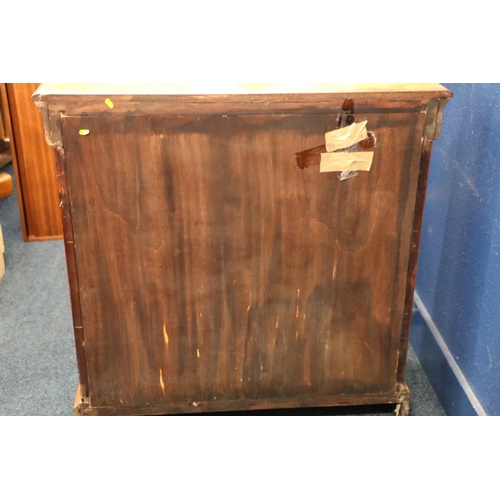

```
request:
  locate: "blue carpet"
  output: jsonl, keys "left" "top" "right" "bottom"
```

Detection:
{"left": 0, "top": 163, "right": 77, "bottom": 415}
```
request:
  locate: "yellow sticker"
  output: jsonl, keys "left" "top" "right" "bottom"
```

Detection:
{"left": 105, "top": 98, "right": 114, "bottom": 109}
{"left": 79, "top": 129, "right": 90, "bottom": 136}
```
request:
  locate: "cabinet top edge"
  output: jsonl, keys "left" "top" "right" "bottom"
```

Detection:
{"left": 33, "top": 83, "right": 453, "bottom": 100}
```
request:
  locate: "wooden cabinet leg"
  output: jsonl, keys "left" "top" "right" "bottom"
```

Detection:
{"left": 395, "top": 383, "right": 411, "bottom": 416}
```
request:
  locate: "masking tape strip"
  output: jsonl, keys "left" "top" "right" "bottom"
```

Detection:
{"left": 320, "top": 151, "right": 374, "bottom": 172}
{"left": 325, "top": 120, "right": 368, "bottom": 152}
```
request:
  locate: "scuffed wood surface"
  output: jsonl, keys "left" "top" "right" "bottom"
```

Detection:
{"left": 53, "top": 149, "right": 89, "bottom": 396}
{"left": 35, "top": 82, "right": 452, "bottom": 97}
{"left": 62, "top": 110, "right": 424, "bottom": 410}
{"left": 395, "top": 382, "right": 411, "bottom": 416}
{"left": 396, "top": 138, "right": 435, "bottom": 381}
{"left": 77, "top": 391, "right": 404, "bottom": 416}
{"left": 33, "top": 85, "right": 452, "bottom": 152}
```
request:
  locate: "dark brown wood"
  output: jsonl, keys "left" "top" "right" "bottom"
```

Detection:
{"left": 52, "top": 148, "right": 89, "bottom": 396}
{"left": 4, "top": 84, "right": 62, "bottom": 240}
{"left": 396, "top": 137, "right": 435, "bottom": 382}
{"left": 63, "top": 112, "right": 421, "bottom": 409}
{"left": 35, "top": 85, "right": 451, "bottom": 416}
{"left": 74, "top": 385, "right": 404, "bottom": 416}
{"left": 32, "top": 84, "right": 452, "bottom": 149}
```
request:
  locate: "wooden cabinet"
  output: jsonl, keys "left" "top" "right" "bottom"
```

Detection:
{"left": 35, "top": 84, "right": 451, "bottom": 415}
{"left": 1, "top": 83, "right": 62, "bottom": 240}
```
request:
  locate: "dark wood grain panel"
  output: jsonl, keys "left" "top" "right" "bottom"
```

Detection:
{"left": 6, "top": 84, "right": 62, "bottom": 240}
{"left": 54, "top": 99, "right": 426, "bottom": 118}
{"left": 53, "top": 148, "right": 89, "bottom": 396}
{"left": 62, "top": 110, "right": 424, "bottom": 410}
{"left": 397, "top": 138, "right": 434, "bottom": 381}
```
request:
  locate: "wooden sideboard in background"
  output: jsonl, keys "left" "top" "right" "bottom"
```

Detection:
{"left": 0, "top": 83, "right": 62, "bottom": 240}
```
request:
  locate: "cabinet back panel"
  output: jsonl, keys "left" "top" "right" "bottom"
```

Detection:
{"left": 62, "top": 112, "right": 422, "bottom": 408}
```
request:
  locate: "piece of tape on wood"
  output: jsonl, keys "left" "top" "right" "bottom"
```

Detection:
{"left": 320, "top": 152, "right": 374, "bottom": 172}
{"left": 325, "top": 120, "right": 368, "bottom": 152}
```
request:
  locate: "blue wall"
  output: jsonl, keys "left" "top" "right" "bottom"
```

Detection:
{"left": 411, "top": 83, "right": 500, "bottom": 416}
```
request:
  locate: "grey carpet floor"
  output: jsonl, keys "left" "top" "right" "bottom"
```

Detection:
{"left": 0, "top": 163, "right": 445, "bottom": 416}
